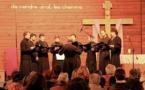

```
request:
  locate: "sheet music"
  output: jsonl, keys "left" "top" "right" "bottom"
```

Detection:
{"left": 56, "top": 53, "right": 65, "bottom": 60}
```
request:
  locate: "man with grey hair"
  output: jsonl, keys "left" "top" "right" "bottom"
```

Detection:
{"left": 89, "top": 73, "right": 105, "bottom": 90}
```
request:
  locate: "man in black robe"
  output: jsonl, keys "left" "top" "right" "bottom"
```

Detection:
{"left": 36, "top": 34, "right": 49, "bottom": 73}
{"left": 50, "top": 35, "right": 63, "bottom": 69}
{"left": 83, "top": 36, "right": 97, "bottom": 73}
{"left": 29, "top": 33, "right": 38, "bottom": 72}
{"left": 99, "top": 30, "right": 110, "bottom": 75}
{"left": 69, "top": 34, "right": 83, "bottom": 69}
{"left": 109, "top": 28, "right": 121, "bottom": 68}
{"left": 60, "top": 38, "right": 82, "bottom": 79}
{"left": 20, "top": 31, "right": 34, "bottom": 77}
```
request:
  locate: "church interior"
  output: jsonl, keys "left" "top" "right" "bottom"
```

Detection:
{"left": 0, "top": 0, "right": 145, "bottom": 90}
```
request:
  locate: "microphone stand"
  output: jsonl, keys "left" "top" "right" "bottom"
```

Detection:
{"left": 132, "top": 48, "right": 135, "bottom": 69}
{"left": 128, "top": 36, "right": 135, "bottom": 69}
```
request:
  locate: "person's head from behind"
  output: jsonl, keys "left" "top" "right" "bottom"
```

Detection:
{"left": 89, "top": 73, "right": 100, "bottom": 85}
{"left": 30, "top": 33, "right": 37, "bottom": 42}
{"left": 23, "top": 71, "right": 37, "bottom": 86}
{"left": 115, "top": 68, "right": 126, "bottom": 81}
{"left": 42, "top": 69, "right": 52, "bottom": 80}
{"left": 109, "top": 76, "right": 116, "bottom": 86}
{"left": 23, "top": 31, "right": 31, "bottom": 39}
{"left": 26, "top": 72, "right": 46, "bottom": 90}
{"left": 26, "top": 71, "right": 37, "bottom": 81}
{"left": 39, "top": 33, "right": 45, "bottom": 41}
{"left": 99, "top": 77, "right": 106, "bottom": 88}
{"left": 72, "top": 66, "right": 89, "bottom": 82}
{"left": 57, "top": 72, "right": 69, "bottom": 84}
{"left": 0, "top": 87, "right": 5, "bottom": 90}
{"left": 129, "top": 68, "right": 141, "bottom": 79}
{"left": 11, "top": 71, "right": 22, "bottom": 82}
{"left": 6, "top": 71, "right": 23, "bottom": 90}
{"left": 65, "top": 77, "right": 90, "bottom": 90}
{"left": 105, "top": 64, "right": 116, "bottom": 75}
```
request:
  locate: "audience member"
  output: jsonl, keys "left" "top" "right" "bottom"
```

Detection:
{"left": 104, "top": 64, "right": 116, "bottom": 86}
{"left": 89, "top": 73, "right": 104, "bottom": 90}
{"left": 126, "top": 68, "right": 143, "bottom": 90}
{"left": 71, "top": 66, "right": 89, "bottom": 83}
{"left": 6, "top": 71, "right": 24, "bottom": 90}
{"left": 108, "top": 68, "right": 127, "bottom": 90}
{"left": 100, "top": 76, "right": 106, "bottom": 88}
{"left": 65, "top": 77, "right": 90, "bottom": 90}
{"left": 50, "top": 73, "right": 68, "bottom": 90}
{"left": 25, "top": 72, "right": 47, "bottom": 90}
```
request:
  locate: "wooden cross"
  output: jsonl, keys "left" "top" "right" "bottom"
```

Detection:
{"left": 83, "top": 0, "right": 133, "bottom": 37}
{"left": 103, "top": 0, "right": 112, "bottom": 19}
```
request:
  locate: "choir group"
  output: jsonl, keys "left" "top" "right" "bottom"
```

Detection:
{"left": 20, "top": 28, "right": 121, "bottom": 79}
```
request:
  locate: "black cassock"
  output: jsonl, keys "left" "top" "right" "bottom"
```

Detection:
{"left": 36, "top": 40, "right": 49, "bottom": 73}
{"left": 71, "top": 41, "right": 83, "bottom": 69}
{"left": 109, "top": 36, "right": 121, "bottom": 68}
{"left": 99, "top": 36, "right": 110, "bottom": 75}
{"left": 60, "top": 43, "right": 82, "bottom": 79}
{"left": 50, "top": 42, "right": 63, "bottom": 69}
{"left": 29, "top": 40, "right": 38, "bottom": 72}
{"left": 83, "top": 41, "right": 97, "bottom": 73}
{"left": 20, "top": 38, "right": 32, "bottom": 77}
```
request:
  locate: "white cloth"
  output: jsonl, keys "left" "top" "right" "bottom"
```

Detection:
{"left": 56, "top": 53, "right": 65, "bottom": 60}
{"left": 120, "top": 54, "right": 145, "bottom": 64}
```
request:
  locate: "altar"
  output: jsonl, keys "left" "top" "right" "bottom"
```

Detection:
{"left": 121, "top": 54, "right": 145, "bottom": 77}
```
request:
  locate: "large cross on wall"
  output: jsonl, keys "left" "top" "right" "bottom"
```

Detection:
{"left": 83, "top": 0, "right": 133, "bottom": 42}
